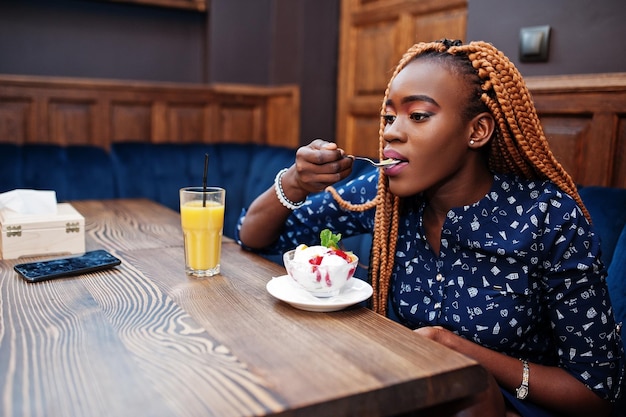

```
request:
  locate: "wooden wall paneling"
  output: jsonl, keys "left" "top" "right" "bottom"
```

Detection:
{"left": 265, "top": 94, "right": 291, "bottom": 147}
{"left": 412, "top": 7, "right": 467, "bottom": 43}
{"left": 106, "top": 0, "right": 207, "bottom": 12}
{"left": 211, "top": 84, "right": 301, "bottom": 147}
{"left": 166, "top": 102, "right": 211, "bottom": 144}
{"left": 585, "top": 112, "right": 617, "bottom": 186}
{"left": 352, "top": 19, "right": 400, "bottom": 97}
{"left": 0, "top": 98, "right": 32, "bottom": 145}
{"left": 151, "top": 101, "right": 169, "bottom": 144}
{"left": 112, "top": 101, "right": 153, "bottom": 143}
{"left": 337, "top": 1, "right": 405, "bottom": 158}
{"left": 336, "top": 0, "right": 467, "bottom": 157}
{"left": 264, "top": 86, "right": 301, "bottom": 148}
{"left": 48, "top": 98, "right": 96, "bottom": 146}
{"left": 212, "top": 91, "right": 268, "bottom": 144}
{"left": 350, "top": 98, "right": 383, "bottom": 158}
{"left": 96, "top": 99, "right": 110, "bottom": 147}
{"left": 538, "top": 115, "right": 591, "bottom": 182}
{"left": 31, "top": 85, "right": 101, "bottom": 146}
{"left": 206, "top": 102, "right": 221, "bottom": 144}
{"left": 0, "top": 80, "right": 105, "bottom": 146}
{"left": 526, "top": 72, "right": 626, "bottom": 188}
{"left": 0, "top": 75, "right": 300, "bottom": 150}
{"left": 218, "top": 103, "right": 260, "bottom": 144}
{"left": 615, "top": 116, "right": 626, "bottom": 188}
{"left": 0, "top": 86, "right": 39, "bottom": 144}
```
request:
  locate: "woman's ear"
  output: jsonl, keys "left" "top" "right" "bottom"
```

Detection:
{"left": 468, "top": 112, "right": 495, "bottom": 148}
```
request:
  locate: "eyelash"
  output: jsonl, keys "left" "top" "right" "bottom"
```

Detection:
{"left": 382, "top": 115, "right": 396, "bottom": 125}
{"left": 410, "top": 112, "right": 430, "bottom": 122}
{"left": 382, "top": 112, "right": 430, "bottom": 125}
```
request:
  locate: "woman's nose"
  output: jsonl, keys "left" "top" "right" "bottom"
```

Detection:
{"left": 382, "top": 120, "right": 407, "bottom": 143}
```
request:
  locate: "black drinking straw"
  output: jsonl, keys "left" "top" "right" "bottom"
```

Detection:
{"left": 202, "top": 153, "right": 209, "bottom": 207}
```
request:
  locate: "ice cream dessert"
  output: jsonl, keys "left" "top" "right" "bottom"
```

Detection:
{"left": 283, "top": 229, "right": 358, "bottom": 297}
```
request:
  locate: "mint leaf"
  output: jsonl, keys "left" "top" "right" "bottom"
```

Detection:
{"left": 320, "top": 228, "right": 341, "bottom": 248}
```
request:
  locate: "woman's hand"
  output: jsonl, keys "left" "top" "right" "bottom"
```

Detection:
{"left": 238, "top": 139, "right": 352, "bottom": 250}
{"left": 414, "top": 326, "right": 613, "bottom": 417}
{"left": 413, "top": 325, "right": 459, "bottom": 347}
{"left": 289, "top": 139, "right": 354, "bottom": 195}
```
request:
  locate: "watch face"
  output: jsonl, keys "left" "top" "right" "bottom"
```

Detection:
{"left": 516, "top": 385, "right": 529, "bottom": 399}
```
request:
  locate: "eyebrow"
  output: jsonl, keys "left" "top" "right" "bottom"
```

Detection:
{"left": 385, "top": 95, "right": 440, "bottom": 107}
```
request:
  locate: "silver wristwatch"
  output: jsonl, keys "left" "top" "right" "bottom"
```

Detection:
{"left": 515, "top": 359, "right": 530, "bottom": 400}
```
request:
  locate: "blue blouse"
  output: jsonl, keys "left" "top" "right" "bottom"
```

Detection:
{"left": 236, "top": 171, "right": 624, "bottom": 402}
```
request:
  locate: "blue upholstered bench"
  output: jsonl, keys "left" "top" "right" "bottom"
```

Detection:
{"left": 0, "top": 143, "right": 625, "bottom": 334}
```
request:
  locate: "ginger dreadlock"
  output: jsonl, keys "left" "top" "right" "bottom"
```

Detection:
{"left": 326, "top": 40, "right": 589, "bottom": 316}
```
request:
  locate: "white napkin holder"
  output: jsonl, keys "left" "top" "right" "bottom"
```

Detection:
{"left": 0, "top": 203, "right": 85, "bottom": 259}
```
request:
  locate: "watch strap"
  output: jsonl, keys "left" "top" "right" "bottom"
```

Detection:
{"left": 515, "top": 359, "right": 530, "bottom": 400}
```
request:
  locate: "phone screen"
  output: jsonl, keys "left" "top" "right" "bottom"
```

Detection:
{"left": 14, "top": 249, "right": 122, "bottom": 283}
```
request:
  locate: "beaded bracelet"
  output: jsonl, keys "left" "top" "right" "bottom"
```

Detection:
{"left": 274, "top": 168, "right": 306, "bottom": 210}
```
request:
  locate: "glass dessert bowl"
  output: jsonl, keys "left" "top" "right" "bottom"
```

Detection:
{"left": 283, "top": 244, "right": 358, "bottom": 297}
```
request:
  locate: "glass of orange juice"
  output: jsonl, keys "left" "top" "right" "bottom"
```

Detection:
{"left": 180, "top": 187, "right": 225, "bottom": 277}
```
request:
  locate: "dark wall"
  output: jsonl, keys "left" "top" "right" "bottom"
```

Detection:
{"left": 208, "top": 0, "right": 340, "bottom": 143}
{"left": 467, "top": 0, "right": 626, "bottom": 76}
{"left": 1, "top": 0, "right": 623, "bottom": 146}
{"left": 296, "top": 0, "right": 340, "bottom": 144}
{"left": 0, "top": 0, "right": 340, "bottom": 144}
{"left": 0, "top": 0, "right": 207, "bottom": 82}
{"left": 208, "top": 0, "right": 272, "bottom": 84}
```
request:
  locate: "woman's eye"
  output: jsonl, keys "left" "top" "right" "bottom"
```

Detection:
{"left": 382, "top": 114, "right": 396, "bottom": 125}
{"left": 410, "top": 112, "right": 430, "bottom": 122}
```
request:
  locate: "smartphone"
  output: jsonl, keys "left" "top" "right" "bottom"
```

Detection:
{"left": 14, "top": 249, "right": 122, "bottom": 283}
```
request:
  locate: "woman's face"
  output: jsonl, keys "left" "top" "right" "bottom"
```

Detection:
{"left": 381, "top": 58, "right": 481, "bottom": 198}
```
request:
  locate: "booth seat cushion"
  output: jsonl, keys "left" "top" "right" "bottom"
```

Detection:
{"left": 608, "top": 225, "right": 626, "bottom": 328}
{"left": 0, "top": 144, "right": 116, "bottom": 201}
{"left": 0, "top": 144, "right": 21, "bottom": 193}
{"left": 210, "top": 143, "right": 295, "bottom": 235}
{"left": 111, "top": 143, "right": 212, "bottom": 213}
{"left": 0, "top": 142, "right": 623, "bottom": 324}
{"left": 110, "top": 142, "right": 299, "bottom": 241}
{"left": 579, "top": 186, "right": 626, "bottom": 268}
{"left": 610, "top": 229, "right": 626, "bottom": 417}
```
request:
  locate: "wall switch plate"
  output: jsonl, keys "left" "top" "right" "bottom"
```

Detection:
{"left": 519, "top": 25, "right": 550, "bottom": 62}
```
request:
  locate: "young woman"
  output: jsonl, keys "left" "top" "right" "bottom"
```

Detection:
{"left": 236, "top": 40, "right": 624, "bottom": 417}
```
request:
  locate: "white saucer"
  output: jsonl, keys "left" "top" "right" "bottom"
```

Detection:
{"left": 266, "top": 275, "right": 373, "bottom": 312}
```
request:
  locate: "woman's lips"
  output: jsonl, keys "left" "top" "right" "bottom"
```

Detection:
{"left": 383, "top": 149, "right": 406, "bottom": 161}
{"left": 382, "top": 150, "right": 407, "bottom": 175}
{"left": 383, "top": 161, "right": 407, "bottom": 175}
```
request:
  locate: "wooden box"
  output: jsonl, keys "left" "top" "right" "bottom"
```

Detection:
{"left": 0, "top": 203, "right": 85, "bottom": 259}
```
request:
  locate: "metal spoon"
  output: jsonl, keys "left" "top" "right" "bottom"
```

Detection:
{"left": 351, "top": 156, "right": 400, "bottom": 167}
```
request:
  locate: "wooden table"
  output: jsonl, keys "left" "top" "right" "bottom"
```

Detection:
{"left": 0, "top": 199, "right": 487, "bottom": 417}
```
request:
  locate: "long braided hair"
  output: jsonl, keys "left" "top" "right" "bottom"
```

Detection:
{"left": 327, "top": 40, "right": 589, "bottom": 316}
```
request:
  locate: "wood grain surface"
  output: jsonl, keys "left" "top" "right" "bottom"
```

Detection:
{"left": 0, "top": 75, "right": 300, "bottom": 150}
{"left": 0, "top": 199, "right": 487, "bottom": 417}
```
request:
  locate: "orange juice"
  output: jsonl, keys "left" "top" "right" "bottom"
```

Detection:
{"left": 181, "top": 200, "right": 225, "bottom": 272}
